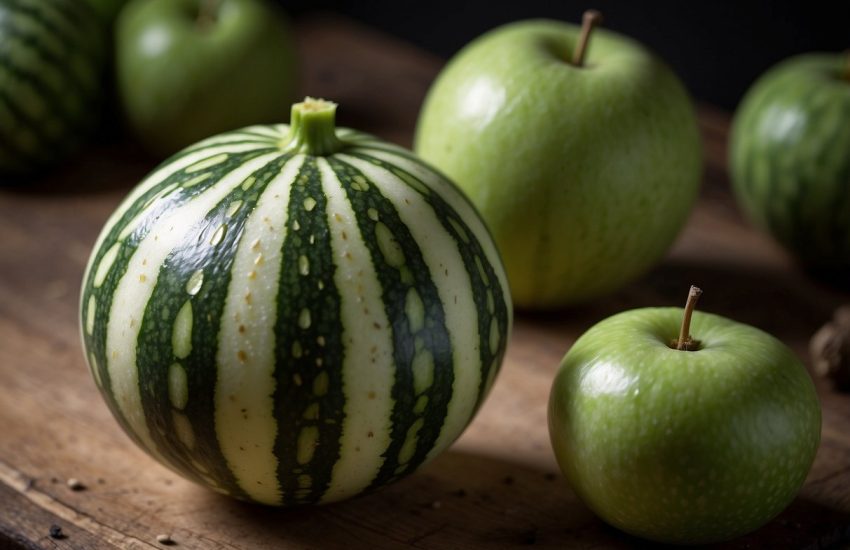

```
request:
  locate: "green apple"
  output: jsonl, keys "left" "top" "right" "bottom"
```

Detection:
{"left": 415, "top": 14, "right": 702, "bottom": 309}
{"left": 116, "top": 0, "right": 297, "bottom": 157}
{"left": 548, "top": 287, "right": 821, "bottom": 544}
{"left": 730, "top": 53, "right": 850, "bottom": 276}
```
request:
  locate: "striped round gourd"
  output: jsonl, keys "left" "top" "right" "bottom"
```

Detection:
{"left": 80, "top": 99, "right": 512, "bottom": 505}
{"left": 0, "top": 0, "right": 106, "bottom": 179}
{"left": 730, "top": 53, "right": 850, "bottom": 272}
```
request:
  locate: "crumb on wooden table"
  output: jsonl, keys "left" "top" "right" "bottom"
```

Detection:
{"left": 156, "top": 533, "right": 175, "bottom": 545}
{"left": 67, "top": 478, "right": 85, "bottom": 491}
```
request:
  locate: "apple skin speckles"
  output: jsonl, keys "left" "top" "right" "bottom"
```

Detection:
{"left": 548, "top": 307, "right": 821, "bottom": 544}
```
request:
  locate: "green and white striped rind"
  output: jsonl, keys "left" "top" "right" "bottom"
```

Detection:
{"left": 0, "top": 0, "right": 106, "bottom": 178}
{"left": 79, "top": 125, "right": 512, "bottom": 505}
{"left": 729, "top": 53, "right": 850, "bottom": 269}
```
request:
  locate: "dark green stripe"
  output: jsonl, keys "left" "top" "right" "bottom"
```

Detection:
{"left": 0, "top": 24, "right": 96, "bottom": 101}
{"left": 1, "top": 0, "right": 82, "bottom": 56}
{"left": 0, "top": 94, "right": 45, "bottom": 171}
{"left": 233, "top": 129, "right": 286, "bottom": 139}
{"left": 0, "top": 141, "right": 27, "bottom": 176}
{"left": 12, "top": 0, "right": 95, "bottom": 45}
{"left": 180, "top": 139, "right": 277, "bottom": 158}
{"left": 736, "top": 80, "right": 850, "bottom": 268}
{"left": 328, "top": 156, "right": 455, "bottom": 489}
{"left": 272, "top": 157, "right": 346, "bottom": 505}
{"left": 810, "top": 98, "right": 850, "bottom": 263}
{"left": 0, "top": 0, "right": 104, "bottom": 177}
{"left": 81, "top": 149, "right": 268, "bottom": 450}
{"left": 4, "top": 0, "right": 105, "bottom": 97}
{"left": 0, "top": 89, "right": 56, "bottom": 164}
{"left": 348, "top": 144, "right": 419, "bottom": 162}
{"left": 170, "top": 140, "right": 277, "bottom": 164}
{"left": 135, "top": 153, "right": 294, "bottom": 498}
{"left": 0, "top": 30, "right": 101, "bottom": 152}
{"left": 828, "top": 114, "right": 850, "bottom": 261}
{"left": 347, "top": 150, "right": 510, "bottom": 412}
{"left": 0, "top": 54, "right": 88, "bottom": 142}
{"left": 37, "top": 0, "right": 87, "bottom": 28}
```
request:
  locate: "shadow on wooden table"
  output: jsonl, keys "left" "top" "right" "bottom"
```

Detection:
{"left": 188, "top": 448, "right": 626, "bottom": 549}
{"left": 1, "top": 142, "right": 155, "bottom": 197}
{"left": 519, "top": 258, "right": 843, "bottom": 348}
{"left": 187, "top": 447, "right": 850, "bottom": 549}
{"left": 640, "top": 259, "right": 840, "bottom": 341}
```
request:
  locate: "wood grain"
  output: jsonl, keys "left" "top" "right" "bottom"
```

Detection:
{"left": 1, "top": 14, "right": 849, "bottom": 549}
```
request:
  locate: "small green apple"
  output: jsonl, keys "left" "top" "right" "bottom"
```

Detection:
{"left": 548, "top": 287, "right": 821, "bottom": 544}
{"left": 415, "top": 13, "right": 702, "bottom": 309}
{"left": 730, "top": 52, "right": 850, "bottom": 276}
{"left": 116, "top": 0, "right": 297, "bottom": 157}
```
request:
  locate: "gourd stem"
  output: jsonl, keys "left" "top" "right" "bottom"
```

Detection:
{"left": 284, "top": 98, "right": 344, "bottom": 156}
{"left": 676, "top": 285, "right": 703, "bottom": 351}
{"left": 572, "top": 9, "right": 603, "bottom": 67}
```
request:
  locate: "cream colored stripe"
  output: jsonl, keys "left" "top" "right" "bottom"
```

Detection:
{"left": 105, "top": 153, "right": 281, "bottom": 465}
{"left": 244, "top": 125, "right": 287, "bottom": 138}
{"left": 319, "top": 158, "right": 395, "bottom": 503}
{"left": 214, "top": 155, "right": 304, "bottom": 505}
{"left": 351, "top": 148, "right": 512, "bottom": 311}
{"left": 180, "top": 126, "right": 284, "bottom": 153}
{"left": 336, "top": 128, "right": 360, "bottom": 139}
{"left": 86, "top": 142, "right": 266, "bottom": 275}
{"left": 339, "top": 154, "right": 482, "bottom": 464}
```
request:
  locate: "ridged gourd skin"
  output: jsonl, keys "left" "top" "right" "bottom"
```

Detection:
{"left": 0, "top": 0, "right": 107, "bottom": 180}
{"left": 730, "top": 53, "right": 850, "bottom": 273}
{"left": 79, "top": 101, "right": 512, "bottom": 506}
{"left": 415, "top": 20, "right": 702, "bottom": 309}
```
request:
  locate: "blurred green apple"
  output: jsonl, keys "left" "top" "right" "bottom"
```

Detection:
{"left": 116, "top": 0, "right": 297, "bottom": 157}
{"left": 415, "top": 14, "right": 701, "bottom": 309}
{"left": 548, "top": 287, "right": 821, "bottom": 544}
{"left": 730, "top": 52, "right": 850, "bottom": 276}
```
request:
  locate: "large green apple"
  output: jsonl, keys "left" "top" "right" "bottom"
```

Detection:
{"left": 415, "top": 17, "right": 702, "bottom": 309}
{"left": 116, "top": 0, "right": 297, "bottom": 157}
{"left": 730, "top": 53, "right": 850, "bottom": 276}
{"left": 548, "top": 289, "right": 821, "bottom": 544}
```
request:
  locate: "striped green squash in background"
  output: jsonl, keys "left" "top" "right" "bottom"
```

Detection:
{"left": 0, "top": 0, "right": 106, "bottom": 179}
{"left": 730, "top": 53, "right": 850, "bottom": 272}
{"left": 80, "top": 98, "right": 512, "bottom": 505}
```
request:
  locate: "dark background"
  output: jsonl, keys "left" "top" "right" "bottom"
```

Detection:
{"left": 285, "top": 0, "right": 848, "bottom": 111}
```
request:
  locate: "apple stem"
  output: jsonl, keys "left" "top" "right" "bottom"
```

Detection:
{"left": 197, "top": 0, "right": 220, "bottom": 29}
{"left": 572, "top": 9, "right": 604, "bottom": 67}
{"left": 283, "top": 97, "right": 344, "bottom": 156}
{"left": 676, "top": 285, "right": 703, "bottom": 351}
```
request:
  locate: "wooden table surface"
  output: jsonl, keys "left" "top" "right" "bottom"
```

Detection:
{"left": 1, "top": 15, "right": 849, "bottom": 550}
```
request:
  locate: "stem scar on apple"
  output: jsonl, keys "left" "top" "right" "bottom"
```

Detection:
{"left": 572, "top": 9, "right": 604, "bottom": 67}
{"left": 671, "top": 285, "right": 703, "bottom": 351}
